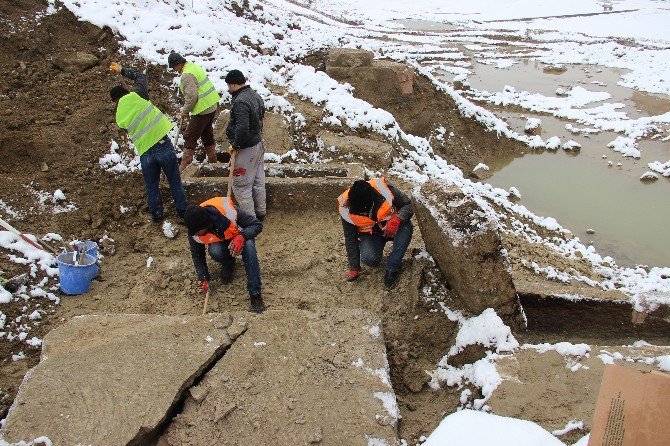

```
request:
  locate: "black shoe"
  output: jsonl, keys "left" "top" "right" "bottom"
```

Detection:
{"left": 255, "top": 214, "right": 266, "bottom": 222}
{"left": 220, "top": 263, "right": 234, "bottom": 284}
{"left": 384, "top": 270, "right": 400, "bottom": 289}
{"left": 250, "top": 293, "right": 265, "bottom": 313}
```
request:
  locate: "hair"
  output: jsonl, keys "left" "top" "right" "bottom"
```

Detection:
{"left": 109, "top": 85, "right": 129, "bottom": 101}
{"left": 183, "top": 205, "right": 212, "bottom": 232}
{"left": 348, "top": 180, "right": 376, "bottom": 215}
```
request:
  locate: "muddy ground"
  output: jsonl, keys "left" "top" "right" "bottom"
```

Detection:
{"left": 1, "top": 1, "right": 669, "bottom": 444}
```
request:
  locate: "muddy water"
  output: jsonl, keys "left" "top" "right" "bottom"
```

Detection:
{"left": 485, "top": 111, "right": 670, "bottom": 267}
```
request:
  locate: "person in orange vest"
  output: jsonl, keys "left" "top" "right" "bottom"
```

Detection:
{"left": 184, "top": 197, "right": 264, "bottom": 313}
{"left": 338, "top": 178, "right": 414, "bottom": 288}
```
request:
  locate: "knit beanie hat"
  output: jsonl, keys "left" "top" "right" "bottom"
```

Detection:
{"left": 225, "top": 69, "right": 246, "bottom": 85}
{"left": 348, "top": 180, "right": 376, "bottom": 215}
{"left": 168, "top": 52, "right": 187, "bottom": 68}
{"left": 109, "top": 85, "right": 129, "bottom": 101}
{"left": 184, "top": 205, "right": 212, "bottom": 233}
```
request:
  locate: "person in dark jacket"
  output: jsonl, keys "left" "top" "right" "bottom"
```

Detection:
{"left": 337, "top": 178, "right": 414, "bottom": 288}
{"left": 184, "top": 196, "right": 265, "bottom": 313}
{"left": 225, "top": 69, "right": 267, "bottom": 221}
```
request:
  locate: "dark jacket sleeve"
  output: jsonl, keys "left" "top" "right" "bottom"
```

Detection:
{"left": 188, "top": 235, "right": 210, "bottom": 281}
{"left": 342, "top": 220, "right": 361, "bottom": 271}
{"left": 231, "top": 100, "right": 251, "bottom": 149}
{"left": 121, "top": 68, "right": 149, "bottom": 100}
{"left": 388, "top": 184, "right": 413, "bottom": 221}
{"left": 235, "top": 207, "right": 263, "bottom": 240}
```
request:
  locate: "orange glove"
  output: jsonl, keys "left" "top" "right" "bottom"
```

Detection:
{"left": 109, "top": 62, "right": 121, "bottom": 73}
{"left": 228, "top": 234, "right": 245, "bottom": 256}
{"left": 384, "top": 216, "right": 402, "bottom": 237}
{"left": 347, "top": 269, "right": 360, "bottom": 282}
{"left": 202, "top": 280, "right": 209, "bottom": 292}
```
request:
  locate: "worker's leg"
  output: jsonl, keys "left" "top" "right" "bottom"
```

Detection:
{"left": 179, "top": 115, "right": 201, "bottom": 172}
{"left": 241, "top": 239, "right": 262, "bottom": 297}
{"left": 251, "top": 140, "right": 267, "bottom": 219}
{"left": 139, "top": 144, "right": 164, "bottom": 222}
{"left": 386, "top": 220, "right": 413, "bottom": 273}
{"left": 359, "top": 233, "right": 386, "bottom": 267}
{"left": 155, "top": 138, "right": 188, "bottom": 218}
{"left": 232, "top": 142, "right": 264, "bottom": 215}
{"left": 200, "top": 111, "right": 218, "bottom": 164}
{"left": 208, "top": 242, "right": 234, "bottom": 274}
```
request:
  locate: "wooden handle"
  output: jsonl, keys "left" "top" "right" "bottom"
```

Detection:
{"left": 227, "top": 150, "right": 236, "bottom": 199}
{"left": 202, "top": 289, "right": 210, "bottom": 315}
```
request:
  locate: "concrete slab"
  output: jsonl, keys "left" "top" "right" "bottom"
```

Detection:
{"left": 160, "top": 309, "right": 400, "bottom": 446}
{"left": 182, "top": 162, "right": 364, "bottom": 210}
{"left": 412, "top": 180, "right": 524, "bottom": 328}
{"left": 1, "top": 314, "right": 233, "bottom": 445}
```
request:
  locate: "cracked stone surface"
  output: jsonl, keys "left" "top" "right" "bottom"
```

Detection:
{"left": 160, "top": 309, "right": 399, "bottom": 446}
{"left": 1, "top": 314, "right": 233, "bottom": 445}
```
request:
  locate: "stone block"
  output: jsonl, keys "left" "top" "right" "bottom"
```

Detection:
{"left": 318, "top": 131, "right": 394, "bottom": 169}
{"left": 412, "top": 180, "right": 524, "bottom": 327}
{"left": 326, "top": 48, "right": 374, "bottom": 68}
{"left": 53, "top": 52, "right": 99, "bottom": 73}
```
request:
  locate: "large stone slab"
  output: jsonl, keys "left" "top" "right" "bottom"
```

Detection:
{"left": 326, "top": 48, "right": 374, "bottom": 68}
{"left": 327, "top": 59, "right": 415, "bottom": 97}
{"left": 318, "top": 131, "right": 394, "bottom": 169}
{"left": 161, "top": 309, "right": 400, "bottom": 446}
{"left": 413, "top": 180, "right": 524, "bottom": 328}
{"left": 2, "top": 314, "right": 233, "bottom": 445}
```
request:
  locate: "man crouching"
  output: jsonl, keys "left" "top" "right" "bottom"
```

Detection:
{"left": 184, "top": 197, "right": 265, "bottom": 313}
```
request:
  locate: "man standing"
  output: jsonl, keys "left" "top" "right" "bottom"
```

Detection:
{"left": 338, "top": 178, "right": 414, "bottom": 288}
{"left": 109, "top": 63, "right": 188, "bottom": 223}
{"left": 225, "top": 69, "right": 267, "bottom": 221}
{"left": 184, "top": 196, "right": 265, "bottom": 313}
{"left": 167, "top": 52, "right": 221, "bottom": 172}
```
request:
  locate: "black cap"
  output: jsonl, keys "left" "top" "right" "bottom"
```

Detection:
{"left": 348, "top": 180, "right": 376, "bottom": 215}
{"left": 225, "top": 69, "right": 246, "bottom": 85}
{"left": 168, "top": 52, "right": 187, "bottom": 68}
{"left": 109, "top": 85, "right": 129, "bottom": 101}
{"left": 184, "top": 205, "right": 212, "bottom": 233}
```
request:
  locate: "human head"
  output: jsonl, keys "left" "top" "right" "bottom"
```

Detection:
{"left": 225, "top": 69, "right": 246, "bottom": 93}
{"left": 168, "top": 52, "right": 187, "bottom": 73}
{"left": 348, "top": 180, "right": 376, "bottom": 216}
{"left": 184, "top": 205, "right": 213, "bottom": 235}
{"left": 109, "top": 85, "right": 129, "bottom": 103}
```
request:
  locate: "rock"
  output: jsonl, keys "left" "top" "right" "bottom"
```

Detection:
{"left": 543, "top": 65, "right": 567, "bottom": 74}
{"left": 413, "top": 181, "right": 524, "bottom": 328}
{"left": 317, "top": 131, "right": 394, "bottom": 169}
{"left": 53, "top": 52, "right": 99, "bottom": 73}
{"left": 189, "top": 384, "right": 209, "bottom": 403}
{"left": 40, "top": 161, "right": 49, "bottom": 172}
{"left": 327, "top": 56, "right": 415, "bottom": 97}
{"left": 1, "top": 314, "right": 231, "bottom": 445}
{"left": 453, "top": 80, "right": 471, "bottom": 91}
{"left": 639, "top": 171, "right": 659, "bottom": 182}
{"left": 586, "top": 228, "right": 595, "bottom": 235}
{"left": 326, "top": 48, "right": 374, "bottom": 68}
{"left": 447, "top": 343, "right": 488, "bottom": 368}
{"left": 472, "top": 163, "right": 491, "bottom": 180}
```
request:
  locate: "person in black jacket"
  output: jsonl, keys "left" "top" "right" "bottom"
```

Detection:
{"left": 225, "top": 70, "right": 267, "bottom": 221}
{"left": 184, "top": 197, "right": 265, "bottom": 313}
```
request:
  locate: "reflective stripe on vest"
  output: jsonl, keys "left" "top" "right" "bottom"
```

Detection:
{"left": 337, "top": 177, "right": 396, "bottom": 234}
{"left": 191, "top": 197, "right": 240, "bottom": 245}
{"left": 179, "top": 62, "right": 221, "bottom": 115}
{"left": 116, "top": 92, "right": 174, "bottom": 156}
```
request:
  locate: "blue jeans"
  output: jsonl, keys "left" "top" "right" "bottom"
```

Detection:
{"left": 360, "top": 220, "right": 413, "bottom": 273}
{"left": 208, "top": 239, "right": 262, "bottom": 296}
{"left": 140, "top": 138, "right": 188, "bottom": 220}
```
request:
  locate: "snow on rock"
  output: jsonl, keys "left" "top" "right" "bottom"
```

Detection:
{"left": 607, "top": 136, "right": 640, "bottom": 158}
{"left": 473, "top": 163, "right": 489, "bottom": 172}
{"left": 448, "top": 308, "right": 519, "bottom": 357}
{"left": 524, "top": 117, "right": 541, "bottom": 134}
{"left": 99, "top": 140, "right": 140, "bottom": 174}
{"left": 545, "top": 136, "right": 561, "bottom": 150}
{"left": 524, "top": 342, "right": 591, "bottom": 358}
{"left": 551, "top": 420, "right": 584, "bottom": 437}
{"left": 422, "top": 409, "right": 564, "bottom": 446}
{"left": 648, "top": 160, "right": 670, "bottom": 177}
{"left": 562, "top": 140, "right": 582, "bottom": 151}
{"left": 658, "top": 355, "right": 670, "bottom": 371}
{"left": 508, "top": 187, "right": 521, "bottom": 199}
{"left": 639, "top": 171, "right": 659, "bottom": 182}
{"left": 0, "top": 285, "right": 12, "bottom": 304}
{"left": 162, "top": 220, "right": 178, "bottom": 239}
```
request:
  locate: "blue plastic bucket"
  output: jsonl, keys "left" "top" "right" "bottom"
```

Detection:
{"left": 56, "top": 252, "right": 98, "bottom": 295}
{"left": 74, "top": 241, "right": 100, "bottom": 277}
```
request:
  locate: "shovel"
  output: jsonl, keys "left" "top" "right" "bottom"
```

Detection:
{"left": 0, "top": 216, "right": 57, "bottom": 256}
{"left": 174, "top": 115, "right": 184, "bottom": 149}
{"left": 202, "top": 288, "right": 210, "bottom": 315}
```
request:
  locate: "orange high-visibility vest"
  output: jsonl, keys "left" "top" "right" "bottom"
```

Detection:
{"left": 191, "top": 197, "right": 240, "bottom": 245}
{"left": 337, "top": 177, "right": 397, "bottom": 234}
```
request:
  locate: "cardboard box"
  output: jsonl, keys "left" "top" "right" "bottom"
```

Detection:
{"left": 589, "top": 365, "right": 670, "bottom": 446}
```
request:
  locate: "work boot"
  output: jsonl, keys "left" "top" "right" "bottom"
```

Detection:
{"left": 249, "top": 293, "right": 265, "bottom": 314}
{"left": 179, "top": 148, "right": 196, "bottom": 172}
{"left": 204, "top": 145, "right": 218, "bottom": 164}
{"left": 220, "top": 262, "right": 234, "bottom": 284}
{"left": 384, "top": 270, "right": 400, "bottom": 289}
{"left": 255, "top": 213, "right": 266, "bottom": 222}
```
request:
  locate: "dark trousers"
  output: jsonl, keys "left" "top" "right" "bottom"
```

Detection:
{"left": 208, "top": 239, "right": 262, "bottom": 296}
{"left": 184, "top": 111, "right": 216, "bottom": 150}
{"left": 139, "top": 138, "right": 188, "bottom": 221}
{"left": 359, "top": 220, "right": 413, "bottom": 273}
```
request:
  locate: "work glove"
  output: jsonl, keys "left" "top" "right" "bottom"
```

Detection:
{"left": 109, "top": 62, "right": 121, "bottom": 73}
{"left": 384, "top": 216, "right": 402, "bottom": 237}
{"left": 202, "top": 280, "right": 209, "bottom": 293}
{"left": 228, "top": 234, "right": 245, "bottom": 256}
{"left": 346, "top": 269, "right": 360, "bottom": 282}
{"left": 227, "top": 146, "right": 238, "bottom": 156}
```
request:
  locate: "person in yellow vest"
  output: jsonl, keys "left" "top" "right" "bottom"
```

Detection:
{"left": 109, "top": 63, "right": 188, "bottom": 223}
{"left": 167, "top": 52, "right": 221, "bottom": 172}
{"left": 338, "top": 178, "right": 414, "bottom": 288}
{"left": 184, "top": 197, "right": 265, "bottom": 313}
